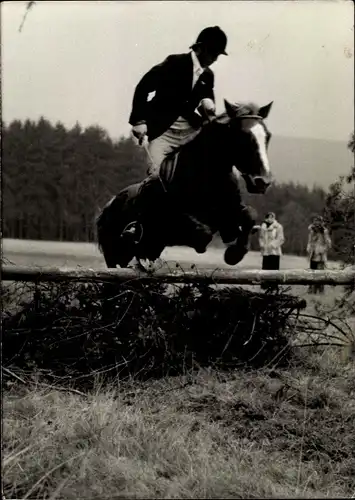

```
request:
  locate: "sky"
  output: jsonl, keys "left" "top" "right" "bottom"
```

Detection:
{"left": 2, "top": 0, "right": 354, "bottom": 142}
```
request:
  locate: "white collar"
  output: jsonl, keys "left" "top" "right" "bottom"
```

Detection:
{"left": 191, "top": 50, "right": 204, "bottom": 75}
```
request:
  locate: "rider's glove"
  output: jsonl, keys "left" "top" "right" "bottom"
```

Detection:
{"left": 132, "top": 122, "right": 148, "bottom": 145}
{"left": 196, "top": 98, "right": 216, "bottom": 122}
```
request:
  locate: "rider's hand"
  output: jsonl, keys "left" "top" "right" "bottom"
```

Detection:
{"left": 197, "top": 98, "right": 216, "bottom": 122}
{"left": 132, "top": 123, "right": 148, "bottom": 145}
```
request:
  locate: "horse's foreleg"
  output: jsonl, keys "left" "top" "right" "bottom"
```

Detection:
{"left": 187, "top": 215, "right": 213, "bottom": 253}
{"left": 219, "top": 205, "right": 256, "bottom": 266}
{"left": 104, "top": 254, "right": 118, "bottom": 268}
{"left": 170, "top": 213, "right": 213, "bottom": 253}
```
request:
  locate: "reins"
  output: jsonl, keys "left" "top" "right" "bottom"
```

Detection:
{"left": 140, "top": 112, "right": 265, "bottom": 202}
{"left": 128, "top": 110, "right": 266, "bottom": 249}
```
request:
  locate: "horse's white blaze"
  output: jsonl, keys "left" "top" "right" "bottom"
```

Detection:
{"left": 250, "top": 123, "right": 270, "bottom": 174}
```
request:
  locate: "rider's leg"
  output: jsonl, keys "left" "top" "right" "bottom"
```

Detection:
{"left": 147, "top": 125, "right": 200, "bottom": 174}
{"left": 131, "top": 131, "right": 180, "bottom": 230}
{"left": 125, "top": 124, "right": 202, "bottom": 252}
{"left": 146, "top": 133, "right": 176, "bottom": 176}
{"left": 120, "top": 136, "right": 173, "bottom": 242}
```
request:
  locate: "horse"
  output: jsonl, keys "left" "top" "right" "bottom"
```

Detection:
{"left": 96, "top": 99, "right": 274, "bottom": 269}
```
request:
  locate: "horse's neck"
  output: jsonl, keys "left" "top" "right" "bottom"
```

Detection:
{"left": 187, "top": 123, "right": 230, "bottom": 169}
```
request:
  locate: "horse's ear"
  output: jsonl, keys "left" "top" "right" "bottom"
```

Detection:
{"left": 258, "top": 101, "right": 273, "bottom": 119}
{"left": 224, "top": 99, "right": 236, "bottom": 117}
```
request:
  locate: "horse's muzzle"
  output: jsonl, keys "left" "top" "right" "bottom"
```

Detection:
{"left": 244, "top": 175, "right": 271, "bottom": 194}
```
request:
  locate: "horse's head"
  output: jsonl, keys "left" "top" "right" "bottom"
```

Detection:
{"left": 216, "top": 100, "right": 274, "bottom": 194}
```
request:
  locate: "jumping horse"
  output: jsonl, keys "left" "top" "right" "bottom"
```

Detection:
{"left": 96, "top": 100, "right": 274, "bottom": 269}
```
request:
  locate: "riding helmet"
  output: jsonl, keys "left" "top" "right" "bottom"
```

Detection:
{"left": 192, "top": 26, "right": 228, "bottom": 55}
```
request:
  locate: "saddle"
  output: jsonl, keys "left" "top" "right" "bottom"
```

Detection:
{"left": 159, "top": 149, "right": 181, "bottom": 185}
{"left": 139, "top": 147, "right": 181, "bottom": 205}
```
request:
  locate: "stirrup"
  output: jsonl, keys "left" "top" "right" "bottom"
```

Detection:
{"left": 121, "top": 221, "right": 143, "bottom": 244}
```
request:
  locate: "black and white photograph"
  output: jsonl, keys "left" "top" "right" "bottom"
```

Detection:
{"left": 2, "top": 1, "right": 355, "bottom": 498}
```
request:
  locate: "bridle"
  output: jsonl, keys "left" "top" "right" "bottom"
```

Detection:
{"left": 235, "top": 115, "right": 263, "bottom": 120}
{"left": 226, "top": 114, "right": 264, "bottom": 125}
{"left": 142, "top": 113, "right": 265, "bottom": 189}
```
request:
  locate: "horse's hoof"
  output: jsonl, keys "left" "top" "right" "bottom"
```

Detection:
{"left": 136, "top": 258, "right": 155, "bottom": 273}
{"left": 193, "top": 228, "right": 212, "bottom": 254}
{"left": 195, "top": 245, "right": 207, "bottom": 254}
{"left": 224, "top": 244, "right": 248, "bottom": 266}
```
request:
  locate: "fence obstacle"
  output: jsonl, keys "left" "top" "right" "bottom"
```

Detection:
{"left": 2, "top": 265, "right": 355, "bottom": 286}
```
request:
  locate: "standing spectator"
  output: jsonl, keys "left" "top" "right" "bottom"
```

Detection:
{"left": 259, "top": 212, "right": 285, "bottom": 289}
{"left": 307, "top": 215, "right": 332, "bottom": 294}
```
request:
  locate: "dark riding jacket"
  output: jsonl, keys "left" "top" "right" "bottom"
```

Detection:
{"left": 129, "top": 52, "right": 215, "bottom": 141}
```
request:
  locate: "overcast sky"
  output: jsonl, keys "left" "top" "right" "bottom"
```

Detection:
{"left": 2, "top": 0, "right": 354, "bottom": 142}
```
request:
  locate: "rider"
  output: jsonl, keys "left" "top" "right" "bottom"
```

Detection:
{"left": 121, "top": 26, "right": 226, "bottom": 248}
{"left": 126, "top": 26, "right": 255, "bottom": 262}
{"left": 129, "top": 26, "right": 227, "bottom": 174}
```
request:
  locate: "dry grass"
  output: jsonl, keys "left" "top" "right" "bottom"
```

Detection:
{"left": 3, "top": 349, "right": 355, "bottom": 499}
{"left": 3, "top": 240, "right": 353, "bottom": 498}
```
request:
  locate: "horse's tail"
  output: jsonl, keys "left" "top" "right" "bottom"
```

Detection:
{"left": 96, "top": 196, "right": 115, "bottom": 255}
{"left": 95, "top": 185, "right": 140, "bottom": 268}
{"left": 96, "top": 211, "right": 105, "bottom": 255}
{"left": 97, "top": 193, "right": 130, "bottom": 251}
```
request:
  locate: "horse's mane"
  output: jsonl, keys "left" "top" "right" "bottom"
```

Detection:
{"left": 166, "top": 101, "right": 262, "bottom": 159}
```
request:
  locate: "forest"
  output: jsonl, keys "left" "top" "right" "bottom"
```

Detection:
{"left": 2, "top": 118, "right": 353, "bottom": 259}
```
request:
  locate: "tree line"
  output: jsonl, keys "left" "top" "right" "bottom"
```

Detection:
{"left": 324, "top": 132, "right": 354, "bottom": 265}
{"left": 3, "top": 118, "right": 147, "bottom": 242}
{"left": 2, "top": 117, "right": 353, "bottom": 259}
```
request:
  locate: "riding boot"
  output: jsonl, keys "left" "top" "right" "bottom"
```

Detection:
{"left": 120, "top": 178, "right": 153, "bottom": 242}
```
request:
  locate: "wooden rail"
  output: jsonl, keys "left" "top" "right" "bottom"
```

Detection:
{"left": 2, "top": 265, "right": 355, "bottom": 286}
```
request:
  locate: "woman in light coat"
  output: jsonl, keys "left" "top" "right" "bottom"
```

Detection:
{"left": 259, "top": 212, "right": 285, "bottom": 270}
{"left": 259, "top": 212, "right": 285, "bottom": 289}
{"left": 307, "top": 215, "right": 332, "bottom": 294}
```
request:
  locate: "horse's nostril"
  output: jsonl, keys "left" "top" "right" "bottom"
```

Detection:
{"left": 254, "top": 177, "right": 270, "bottom": 189}
{"left": 243, "top": 175, "right": 271, "bottom": 194}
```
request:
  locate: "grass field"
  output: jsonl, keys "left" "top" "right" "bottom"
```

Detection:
{"left": 3, "top": 239, "right": 354, "bottom": 499}
{"left": 3, "top": 237, "right": 313, "bottom": 270}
